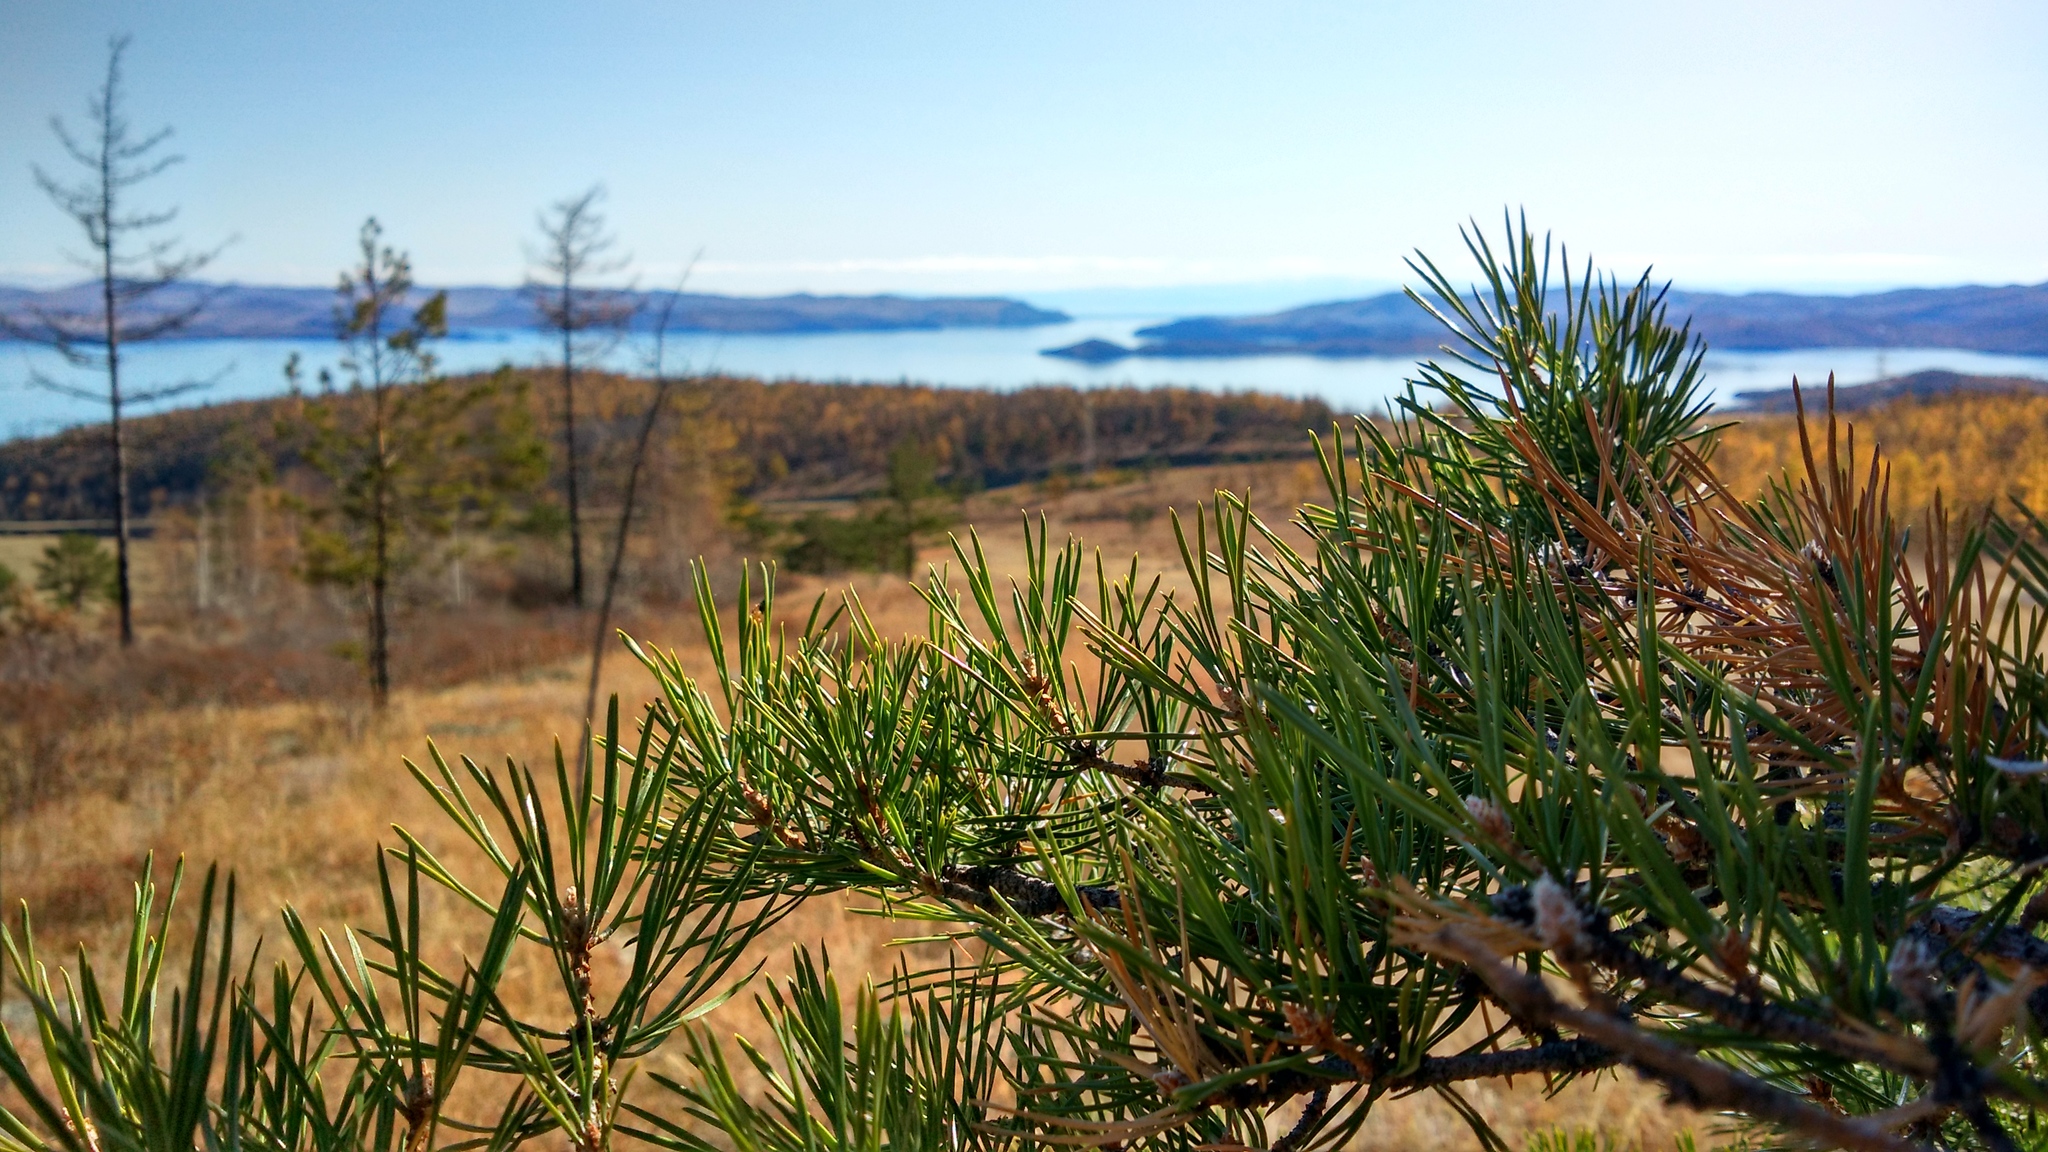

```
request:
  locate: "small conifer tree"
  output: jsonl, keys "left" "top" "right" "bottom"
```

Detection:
{"left": 33, "top": 533, "right": 118, "bottom": 610}
{"left": 282, "top": 219, "right": 548, "bottom": 705}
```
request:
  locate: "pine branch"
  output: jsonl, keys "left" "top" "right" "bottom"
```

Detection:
{"left": 1494, "top": 885, "right": 1940, "bottom": 1076}
{"left": 1067, "top": 741, "right": 1215, "bottom": 794}
{"left": 1270, "top": 1086, "right": 1327, "bottom": 1152}
{"left": 1226, "top": 1040, "right": 1618, "bottom": 1109}
{"left": 1420, "top": 924, "right": 1932, "bottom": 1152}
{"left": 1920, "top": 904, "right": 2048, "bottom": 968}
{"left": 940, "top": 864, "right": 1121, "bottom": 916}
{"left": 1396, "top": 1038, "right": 1618, "bottom": 1089}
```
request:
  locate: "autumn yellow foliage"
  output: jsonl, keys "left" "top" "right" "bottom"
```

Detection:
{"left": 1711, "top": 390, "right": 2048, "bottom": 529}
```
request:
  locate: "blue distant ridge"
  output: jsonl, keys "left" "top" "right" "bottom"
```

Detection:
{"left": 17, "top": 279, "right": 2048, "bottom": 358}
{"left": 1108, "top": 282, "right": 2048, "bottom": 359}
{"left": 0, "top": 283, "right": 1068, "bottom": 340}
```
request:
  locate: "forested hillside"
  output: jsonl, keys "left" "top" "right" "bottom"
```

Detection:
{"left": 0, "top": 375, "right": 1332, "bottom": 520}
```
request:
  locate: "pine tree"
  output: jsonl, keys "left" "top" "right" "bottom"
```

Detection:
{"left": 33, "top": 533, "right": 118, "bottom": 610}
{"left": 282, "top": 219, "right": 547, "bottom": 705}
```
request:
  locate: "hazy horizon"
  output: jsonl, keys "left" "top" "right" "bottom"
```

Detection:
{"left": 8, "top": 275, "right": 2048, "bottom": 323}
{"left": 6, "top": 2, "right": 2046, "bottom": 300}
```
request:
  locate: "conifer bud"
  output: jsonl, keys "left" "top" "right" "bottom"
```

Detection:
{"left": 1531, "top": 875, "right": 1587, "bottom": 959}
{"left": 1151, "top": 1066, "right": 1191, "bottom": 1093}
{"left": 1714, "top": 928, "right": 1752, "bottom": 985}
{"left": 1464, "top": 794, "right": 1513, "bottom": 846}
{"left": 1887, "top": 936, "right": 1940, "bottom": 1013}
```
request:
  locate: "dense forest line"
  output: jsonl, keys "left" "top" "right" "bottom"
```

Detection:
{"left": 0, "top": 375, "right": 1334, "bottom": 521}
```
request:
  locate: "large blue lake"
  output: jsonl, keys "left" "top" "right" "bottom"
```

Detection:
{"left": 5, "top": 316, "right": 2046, "bottom": 440}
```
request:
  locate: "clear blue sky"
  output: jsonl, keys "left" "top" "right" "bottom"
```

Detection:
{"left": 3, "top": 1, "right": 2045, "bottom": 299}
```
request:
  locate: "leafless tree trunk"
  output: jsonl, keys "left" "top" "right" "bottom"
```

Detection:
{"left": 370, "top": 357, "right": 391, "bottom": 703}
{"left": 580, "top": 268, "right": 696, "bottom": 787}
{"left": 527, "top": 186, "right": 632, "bottom": 609}
{"left": 195, "top": 504, "right": 211, "bottom": 610}
{"left": 1080, "top": 388, "right": 1097, "bottom": 479}
{"left": 2, "top": 36, "right": 224, "bottom": 645}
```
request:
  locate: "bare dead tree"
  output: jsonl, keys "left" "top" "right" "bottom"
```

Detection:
{"left": 3, "top": 36, "right": 226, "bottom": 644}
{"left": 579, "top": 259, "right": 700, "bottom": 786}
{"left": 526, "top": 185, "right": 633, "bottom": 608}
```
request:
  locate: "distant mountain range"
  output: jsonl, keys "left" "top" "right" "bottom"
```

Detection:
{"left": 0, "top": 282, "right": 1069, "bottom": 339}
{"left": 1043, "top": 282, "right": 2048, "bottom": 361}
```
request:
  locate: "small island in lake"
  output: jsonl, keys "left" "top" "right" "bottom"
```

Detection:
{"left": 1040, "top": 338, "right": 1133, "bottom": 363}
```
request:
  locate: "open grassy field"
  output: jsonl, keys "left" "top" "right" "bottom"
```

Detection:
{"left": 22, "top": 383, "right": 2048, "bottom": 1146}
{"left": 0, "top": 455, "right": 1691, "bottom": 1150}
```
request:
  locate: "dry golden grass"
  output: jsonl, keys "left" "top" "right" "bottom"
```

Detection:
{"left": 0, "top": 536, "right": 51, "bottom": 579}
{"left": 0, "top": 459, "right": 1695, "bottom": 1150}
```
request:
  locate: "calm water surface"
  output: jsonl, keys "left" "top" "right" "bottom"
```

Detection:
{"left": 5, "top": 317, "right": 2046, "bottom": 440}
